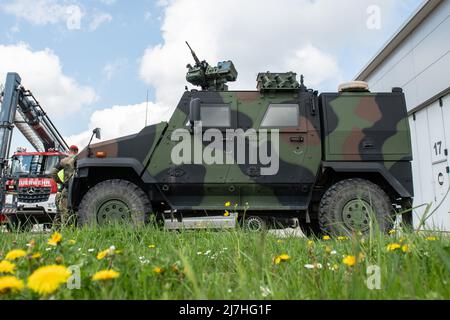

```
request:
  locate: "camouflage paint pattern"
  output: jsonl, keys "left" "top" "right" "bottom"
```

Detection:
{"left": 76, "top": 82, "right": 413, "bottom": 212}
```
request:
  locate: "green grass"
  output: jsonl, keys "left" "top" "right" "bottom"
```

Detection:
{"left": 0, "top": 225, "right": 449, "bottom": 300}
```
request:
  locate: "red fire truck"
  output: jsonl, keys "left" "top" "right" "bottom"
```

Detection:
{"left": 0, "top": 73, "right": 70, "bottom": 231}
{"left": 1, "top": 150, "right": 67, "bottom": 229}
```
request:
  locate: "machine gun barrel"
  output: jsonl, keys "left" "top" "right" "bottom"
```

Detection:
{"left": 185, "top": 41, "right": 201, "bottom": 66}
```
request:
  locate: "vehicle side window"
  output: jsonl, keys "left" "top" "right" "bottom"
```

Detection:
{"left": 260, "top": 104, "right": 299, "bottom": 128}
{"left": 200, "top": 104, "right": 231, "bottom": 127}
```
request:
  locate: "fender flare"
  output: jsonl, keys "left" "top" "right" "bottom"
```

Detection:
{"left": 69, "top": 158, "right": 156, "bottom": 208}
{"left": 322, "top": 161, "right": 412, "bottom": 198}
{"left": 76, "top": 157, "right": 155, "bottom": 183}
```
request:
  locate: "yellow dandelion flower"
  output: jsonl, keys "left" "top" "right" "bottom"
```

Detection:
{"left": 153, "top": 267, "right": 164, "bottom": 274}
{"left": 323, "top": 235, "right": 331, "bottom": 241}
{"left": 279, "top": 254, "right": 290, "bottom": 261}
{"left": 401, "top": 244, "right": 410, "bottom": 253}
{"left": 0, "top": 276, "right": 24, "bottom": 294}
{"left": 337, "top": 236, "right": 348, "bottom": 241}
{"left": 31, "top": 253, "right": 41, "bottom": 260}
{"left": 148, "top": 244, "right": 156, "bottom": 249}
{"left": 342, "top": 255, "right": 356, "bottom": 267}
{"left": 97, "top": 249, "right": 109, "bottom": 260}
{"left": 224, "top": 201, "right": 231, "bottom": 207}
{"left": 0, "top": 260, "right": 16, "bottom": 274}
{"left": 5, "top": 249, "right": 26, "bottom": 261}
{"left": 273, "top": 254, "right": 290, "bottom": 265}
{"left": 387, "top": 243, "right": 401, "bottom": 252}
{"left": 307, "top": 240, "right": 314, "bottom": 247}
{"left": 47, "top": 232, "right": 62, "bottom": 246}
{"left": 224, "top": 210, "right": 230, "bottom": 217}
{"left": 388, "top": 229, "right": 396, "bottom": 235}
{"left": 426, "top": 236, "right": 437, "bottom": 241}
{"left": 27, "top": 265, "right": 71, "bottom": 295}
{"left": 96, "top": 246, "right": 116, "bottom": 260}
{"left": 92, "top": 269, "right": 120, "bottom": 281}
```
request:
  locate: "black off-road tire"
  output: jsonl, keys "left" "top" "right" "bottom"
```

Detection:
{"left": 319, "top": 178, "right": 393, "bottom": 236}
{"left": 78, "top": 179, "right": 152, "bottom": 227}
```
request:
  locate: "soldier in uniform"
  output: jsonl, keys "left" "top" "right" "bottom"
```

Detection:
{"left": 51, "top": 145, "right": 78, "bottom": 228}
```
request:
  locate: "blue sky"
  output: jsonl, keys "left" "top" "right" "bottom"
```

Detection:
{"left": 0, "top": 0, "right": 423, "bottom": 150}
{"left": 1, "top": 0, "right": 166, "bottom": 136}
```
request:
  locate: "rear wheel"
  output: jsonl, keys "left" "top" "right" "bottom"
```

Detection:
{"left": 78, "top": 179, "right": 152, "bottom": 226}
{"left": 319, "top": 178, "right": 393, "bottom": 236}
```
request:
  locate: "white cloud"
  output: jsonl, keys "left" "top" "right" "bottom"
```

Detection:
{"left": 70, "top": 0, "right": 417, "bottom": 144}
{"left": 102, "top": 58, "right": 127, "bottom": 80}
{"left": 139, "top": 0, "right": 406, "bottom": 110}
{"left": 1, "top": 0, "right": 84, "bottom": 30}
{"left": 66, "top": 101, "right": 171, "bottom": 147}
{"left": 0, "top": 43, "right": 97, "bottom": 118}
{"left": 89, "top": 12, "right": 112, "bottom": 31}
{"left": 284, "top": 44, "right": 341, "bottom": 87}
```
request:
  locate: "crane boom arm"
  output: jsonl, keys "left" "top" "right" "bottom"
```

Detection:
{"left": 0, "top": 72, "right": 69, "bottom": 166}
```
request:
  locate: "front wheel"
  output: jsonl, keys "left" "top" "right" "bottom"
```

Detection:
{"left": 319, "top": 178, "right": 393, "bottom": 236}
{"left": 77, "top": 179, "right": 152, "bottom": 226}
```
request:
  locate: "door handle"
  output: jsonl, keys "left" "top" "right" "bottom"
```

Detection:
{"left": 289, "top": 136, "right": 304, "bottom": 143}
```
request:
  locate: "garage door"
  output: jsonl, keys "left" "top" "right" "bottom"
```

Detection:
{"left": 426, "top": 99, "right": 449, "bottom": 230}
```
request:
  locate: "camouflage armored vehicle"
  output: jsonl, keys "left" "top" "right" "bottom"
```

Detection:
{"left": 70, "top": 44, "right": 413, "bottom": 235}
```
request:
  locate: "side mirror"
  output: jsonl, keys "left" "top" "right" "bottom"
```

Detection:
{"left": 189, "top": 98, "right": 201, "bottom": 127}
{"left": 93, "top": 128, "right": 101, "bottom": 140}
{"left": 87, "top": 128, "right": 102, "bottom": 158}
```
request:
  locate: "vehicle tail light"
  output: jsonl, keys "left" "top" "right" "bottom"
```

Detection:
{"left": 50, "top": 179, "right": 58, "bottom": 194}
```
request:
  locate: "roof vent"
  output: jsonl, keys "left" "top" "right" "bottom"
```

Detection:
{"left": 338, "top": 81, "right": 370, "bottom": 92}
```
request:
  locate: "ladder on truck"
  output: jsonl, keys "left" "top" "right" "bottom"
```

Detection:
{"left": 0, "top": 72, "right": 69, "bottom": 213}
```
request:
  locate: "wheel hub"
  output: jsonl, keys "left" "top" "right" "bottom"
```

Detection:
{"left": 342, "top": 199, "right": 371, "bottom": 231}
{"left": 97, "top": 199, "right": 131, "bottom": 224}
{"left": 244, "top": 216, "right": 266, "bottom": 232}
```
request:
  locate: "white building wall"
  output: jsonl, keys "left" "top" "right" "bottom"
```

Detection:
{"left": 362, "top": 1, "right": 450, "bottom": 231}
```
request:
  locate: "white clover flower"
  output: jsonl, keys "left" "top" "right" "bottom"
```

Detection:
{"left": 260, "top": 285, "right": 272, "bottom": 297}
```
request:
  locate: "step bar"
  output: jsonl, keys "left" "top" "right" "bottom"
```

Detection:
{"left": 164, "top": 212, "right": 238, "bottom": 230}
